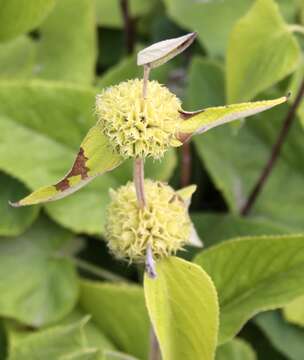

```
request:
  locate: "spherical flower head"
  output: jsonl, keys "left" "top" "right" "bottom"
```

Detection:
{"left": 104, "top": 180, "right": 191, "bottom": 262}
{"left": 96, "top": 79, "right": 182, "bottom": 159}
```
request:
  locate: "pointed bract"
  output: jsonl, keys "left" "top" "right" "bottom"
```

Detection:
{"left": 176, "top": 184, "right": 203, "bottom": 247}
{"left": 10, "top": 126, "right": 123, "bottom": 207}
{"left": 176, "top": 184, "right": 197, "bottom": 208}
{"left": 178, "top": 95, "right": 289, "bottom": 137}
{"left": 137, "top": 32, "right": 197, "bottom": 69}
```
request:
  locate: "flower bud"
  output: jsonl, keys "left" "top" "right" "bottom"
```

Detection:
{"left": 96, "top": 79, "right": 183, "bottom": 159}
{"left": 104, "top": 180, "right": 192, "bottom": 262}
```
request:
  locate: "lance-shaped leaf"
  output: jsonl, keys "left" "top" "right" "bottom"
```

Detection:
{"left": 10, "top": 125, "right": 123, "bottom": 207}
{"left": 137, "top": 32, "right": 196, "bottom": 69}
{"left": 178, "top": 95, "right": 288, "bottom": 137}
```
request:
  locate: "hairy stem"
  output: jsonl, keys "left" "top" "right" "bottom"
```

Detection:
{"left": 288, "top": 24, "right": 304, "bottom": 36}
{"left": 143, "top": 65, "right": 151, "bottom": 99}
{"left": 134, "top": 158, "right": 146, "bottom": 208}
{"left": 180, "top": 142, "right": 192, "bottom": 187}
{"left": 241, "top": 79, "right": 304, "bottom": 216}
{"left": 149, "top": 327, "right": 161, "bottom": 360}
{"left": 71, "top": 257, "right": 127, "bottom": 282}
{"left": 119, "top": 0, "right": 135, "bottom": 54}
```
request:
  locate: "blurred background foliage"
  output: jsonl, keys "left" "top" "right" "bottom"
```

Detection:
{"left": 0, "top": 0, "right": 304, "bottom": 359}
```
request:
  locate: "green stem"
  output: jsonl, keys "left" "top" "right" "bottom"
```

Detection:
{"left": 288, "top": 24, "right": 304, "bottom": 35}
{"left": 72, "top": 257, "right": 128, "bottom": 283}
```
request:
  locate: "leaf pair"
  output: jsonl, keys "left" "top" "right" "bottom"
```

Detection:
{"left": 10, "top": 32, "right": 288, "bottom": 207}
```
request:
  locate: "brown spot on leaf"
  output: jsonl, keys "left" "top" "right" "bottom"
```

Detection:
{"left": 55, "top": 147, "right": 89, "bottom": 192}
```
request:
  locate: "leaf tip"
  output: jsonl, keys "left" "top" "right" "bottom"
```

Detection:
{"left": 8, "top": 200, "right": 21, "bottom": 208}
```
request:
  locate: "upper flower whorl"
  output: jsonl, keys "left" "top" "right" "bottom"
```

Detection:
{"left": 96, "top": 79, "right": 182, "bottom": 159}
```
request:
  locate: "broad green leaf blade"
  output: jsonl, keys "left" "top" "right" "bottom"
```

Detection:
{"left": 195, "top": 235, "right": 304, "bottom": 344}
{"left": 0, "top": 173, "right": 39, "bottom": 236}
{"left": 0, "top": 216, "right": 78, "bottom": 326}
{"left": 163, "top": 0, "right": 252, "bottom": 56}
{"left": 58, "top": 308, "right": 115, "bottom": 352}
{"left": 288, "top": 63, "right": 304, "bottom": 128}
{"left": 184, "top": 57, "right": 225, "bottom": 110}
{"left": 35, "top": 0, "right": 96, "bottom": 84}
{"left": 144, "top": 257, "right": 219, "bottom": 360}
{"left": 191, "top": 212, "right": 292, "bottom": 248}
{"left": 137, "top": 32, "right": 196, "bottom": 68}
{"left": 11, "top": 125, "right": 123, "bottom": 207}
{"left": 255, "top": 311, "right": 304, "bottom": 360}
{"left": 7, "top": 318, "right": 98, "bottom": 360}
{"left": 227, "top": 0, "right": 300, "bottom": 103}
{"left": 80, "top": 281, "right": 149, "bottom": 360}
{"left": 187, "top": 55, "right": 304, "bottom": 231}
{"left": 283, "top": 295, "right": 304, "bottom": 327}
{"left": 179, "top": 96, "right": 288, "bottom": 135}
{"left": 216, "top": 338, "right": 256, "bottom": 360}
{"left": 0, "top": 0, "right": 55, "bottom": 42}
{"left": 0, "top": 36, "right": 36, "bottom": 80}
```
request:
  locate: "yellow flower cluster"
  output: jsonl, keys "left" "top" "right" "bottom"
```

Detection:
{"left": 104, "top": 180, "right": 191, "bottom": 262}
{"left": 96, "top": 79, "right": 182, "bottom": 159}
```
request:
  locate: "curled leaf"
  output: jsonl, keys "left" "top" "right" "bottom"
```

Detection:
{"left": 10, "top": 125, "right": 123, "bottom": 206}
{"left": 137, "top": 32, "right": 197, "bottom": 69}
{"left": 178, "top": 95, "right": 289, "bottom": 138}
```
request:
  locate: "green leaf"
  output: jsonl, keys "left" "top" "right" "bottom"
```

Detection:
{"left": 58, "top": 308, "right": 115, "bottom": 352}
{"left": 0, "top": 216, "right": 78, "bottom": 326}
{"left": 97, "top": 53, "right": 141, "bottom": 89}
{"left": 184, "top": 57, "right": 225, "bottom": 110}
{"left": 277, "top": 0, "right": 299, "bottom": 22}
{"left": 195, "top": 235, "right": 304, "bottom": 344}
{"left": 0, "top": 36, "right": 36, "bottom": 80}
{"left": 191, "top": 212, "right": 292, "bottom": 248}
{"left": 163, "top": 0, "right": 252, "bottom": 56}
{"left": 80, "top": 281, "right": 149, "bottom": 360}
{"left": 96, "top": 0, "right": 155, "bottom": 28}
{"left": 187, "top": 56, "right": 304, "bottom": 231}
{"left": 216, "top": 338, "right": 256, "bottom": 360}
{"left": 179, "top": 96, "right": 287, "bottom": 135}
{"left": 144, "top": 257, "right": 219, "bottom": 360}
{"left": 0, "top": 0, "right": 55, "bottom": 42}
{"left": 227, "top": 0, "right": 300, "bottom": 103}
{"left": 255, "top": 311, "right": 304, "bottom": 360}
{"left": 11, "top": 125, "right": 123, "bottom": 207}
{"left": 35, "top": 0, "right": 96, "bottom": 84}
{"left": 283, "top": 295, "right": 304, "bottom": 327}
{"left": 0, "top": 172, "right": 39, "bottom": 236}
{"left": 289, "top": 62, "right": 304, "bottom": 127}
{"left": 7, "top": 318, "right": 100, "bottom": 360}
